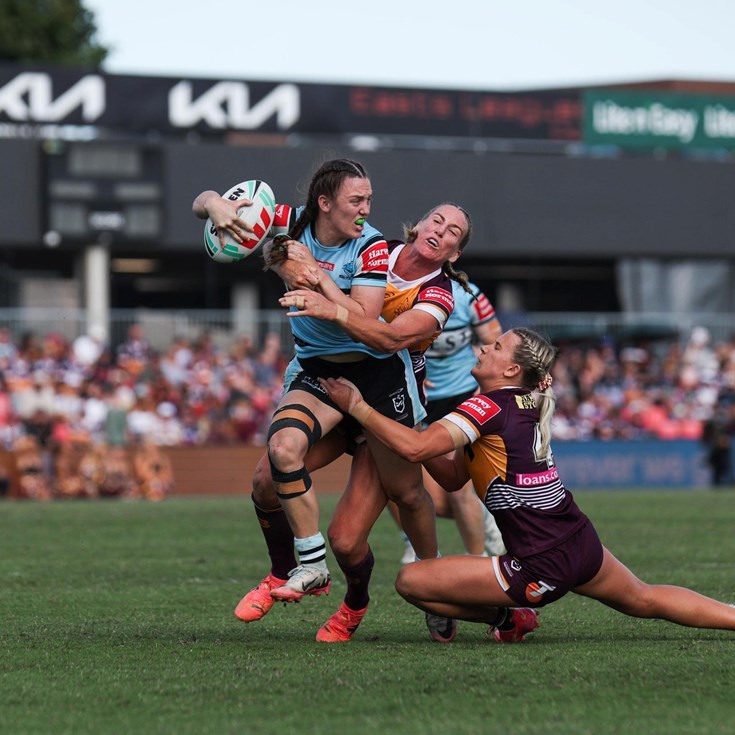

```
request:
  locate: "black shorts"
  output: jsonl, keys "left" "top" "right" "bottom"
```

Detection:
{"left": 286, "top": 354, "right": 424, "bottom": 438}
{"left": 491, "top": 520, "right": 605, "bottom": 608}
{"left": 425, "top": 389, "right": 476, "bottom": 424}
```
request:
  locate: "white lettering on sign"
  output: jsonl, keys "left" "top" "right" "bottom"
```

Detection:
{"left": 0, "top": 72, "right": 105, "bottom": 122}
{"left": 592, "top": 100, "right": 698, "bottom": 143}
{"left": 704, "top": 104, "right": 735, "bottom": 138}
{"left": 168, "top": 82, "right": 300, "bottom": 130}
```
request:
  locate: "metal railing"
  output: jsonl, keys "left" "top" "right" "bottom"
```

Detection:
{"left": 0, "top": 308, "right": 732, "bottom": 352}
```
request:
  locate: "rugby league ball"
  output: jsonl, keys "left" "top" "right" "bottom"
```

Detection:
{"left": 204, "top": 179, "right": 276, "bottom": 263}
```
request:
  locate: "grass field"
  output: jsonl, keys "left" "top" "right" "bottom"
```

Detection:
{"left": 2, "top": 489, "right": 734, "bottom": 735}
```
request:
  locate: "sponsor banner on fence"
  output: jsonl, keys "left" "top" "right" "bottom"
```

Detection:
{"left": 553, "top": 439, "right": 710, "bottom": 489}
{"left": 583, "top": 89, "right": 735, "bottom": 150}
{"left": 0, "top": 64, "right": 582, "bottom": 141}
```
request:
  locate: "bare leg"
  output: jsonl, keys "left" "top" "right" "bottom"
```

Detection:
{"left": 235, "top": 431, "right": 350, "bottom": 621}
{"left": 436, "top": 477, "right": 485, "bottom": 556}
{"left": 250, "top": 432, "right": 351, "bottom": 580}
{"left": 574, "top": 546, "right": 735, "bottom": 630}
{"left": 252, "top": 430, "right": 348, "bottom": 508}
{"left": 328, "top": 444, "right": 387, "bottom": 567}
{"left": 265, "top": 389, "right": 342, "bottom": 537}
{"left": 366, "top": 431, "right": 438, "bottom": 561}
{"left": 395, "top": 555, "right": 516, "bottom": 623}
{"left": 387, "top": 471, "right": 485, "bottom": 556}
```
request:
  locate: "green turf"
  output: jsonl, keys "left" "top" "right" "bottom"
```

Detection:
{"left": 2, "top": 490, "right": 734, "bottom": 735}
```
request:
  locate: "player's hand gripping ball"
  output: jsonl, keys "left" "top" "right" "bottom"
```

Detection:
{"left": 203, "top": 179, "right": 276, "bottom": 263}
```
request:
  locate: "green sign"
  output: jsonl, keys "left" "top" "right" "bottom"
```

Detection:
{"left": 583, "top": 90, "right": 735, "bottom": 149}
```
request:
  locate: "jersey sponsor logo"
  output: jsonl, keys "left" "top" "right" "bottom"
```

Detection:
{"left": 473, "top": 293, "right": 496, "bottom": 320}
{"left": 361, "top": 243, "right": 389, "bottom": 272}
{"left": 516, "top": 467, "right": 559, "bottom": 486}
{"left": 525, "top": 579, "right": 556, "bottom": 603}
{"left": 457, "top": 395, "right": 501, "bottom": 425}
{"left": 515, "top": 393, "right": 537, "bottom": 410}
{"left": 273, "top": 204, "right": 291, "bottom": 229}
{"left": 419, "top": 286, "right": 454, "bottom": 311}
{"left": 316, "top": 259, "right": 334, "bottom": 271}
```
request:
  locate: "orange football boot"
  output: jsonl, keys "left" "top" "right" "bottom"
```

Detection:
{"left": 316, "top": 602, "right": 368, "bottom": 643}
{"left": 234, "top": 573, "right": 287, "bottom": 622}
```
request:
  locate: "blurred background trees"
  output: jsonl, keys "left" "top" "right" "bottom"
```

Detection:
{"left": 0, "top": 0, "right": 107, "bottom": 66}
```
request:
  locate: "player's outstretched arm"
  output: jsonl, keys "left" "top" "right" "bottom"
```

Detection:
{"left": 282, "top": 290, "right": 437, "bottom": 353}
{"left": 319, "top": 377, "right": 464, "bottom": 463}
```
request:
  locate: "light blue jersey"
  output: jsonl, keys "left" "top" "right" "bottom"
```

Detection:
{"left": 282, "top": 208, "right": 391, "bottom": 360}
{"left": 424, "top": 281, "right": 497, "bottom": 401}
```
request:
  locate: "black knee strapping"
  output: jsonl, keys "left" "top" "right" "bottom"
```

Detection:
{"left": 267, "top": 404, "right": 322, "bottom": 448}
{"left": 269, "top": 461, "right": 313, "bottom": 499}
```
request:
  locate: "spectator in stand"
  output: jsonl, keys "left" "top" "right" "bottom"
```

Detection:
{"left": 0, "top": 327, "right": 18, "bottom": 370}
{"left": 15, "top": 372, "right": 56, "bottom": 449}
{"left": 254, "top": 332, "right": 288, "bottom": 387}
{"left": 0, "top": 459, "right": 9, "bottom": 498}
{"left": 126, "top": 392, "right": 160, "bottom": 444}
{"left": 55, "top": 430, "right": 100, "bottom": 499}
{"left": 104, "top": 385, "right": 131, "bottom": 448}
{"left": 98, "top": 445, "right": 136, "bottom": 498}
{"left": 155, "top": 401, "right": 184, "bottom": 446}
{"left": 12, "top": 434, "right": 53, "bottom": 500}
{"left": 160, "top": 337, "right": 193, "bottom": 388}
{"left": 132, "top": 441, "right": 175, "bottom": 501}
{"left": 72, "top": 326, "right": 106, "bottom": 370}
{"left": 701, "top": 403, "right": 734, "bottom": 486}
{"left": 79, "top": 382, "right": 109, "bottom": 445}
{"left": 0, "top": 371, "right": 16, "bottom": 447}
{"left": 116, "top": 323, "right": 153, "bottom": 377}
{"left": 2, "top": 320, "right": 735, "bottom": 504}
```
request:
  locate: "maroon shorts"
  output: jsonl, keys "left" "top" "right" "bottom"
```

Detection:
{"left": 491, "top": 520, "right": 604, "bottom": 607}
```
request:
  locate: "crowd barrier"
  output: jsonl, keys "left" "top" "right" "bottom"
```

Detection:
{"left": 168, "top": 442, "right": 714, "bottom": 494}
{"left": 1, "top": 441, "right": 722, "bottom": 498}
{"left": 163, "top": 446, "right": 352, "bottom": 497}
{"left": 552, "top": 440, "right": 712, "bottom": 489}
{"left": 0, "top": 445, "right": 353, "bottom": 499}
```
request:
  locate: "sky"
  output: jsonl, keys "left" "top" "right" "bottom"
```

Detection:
{"left": 84, "top": 0, "right": 735, "bottom": 91}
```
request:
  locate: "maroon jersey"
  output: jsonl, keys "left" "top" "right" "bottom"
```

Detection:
{"left": 382, "top": 240, "right": 454, "bottom": 396}
{"left": 443, "top": 387, "right": 589, "bottom": 557}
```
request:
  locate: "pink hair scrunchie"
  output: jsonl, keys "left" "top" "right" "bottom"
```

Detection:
{"left": 538, "top": 374, "right": 553, "bottom": 391}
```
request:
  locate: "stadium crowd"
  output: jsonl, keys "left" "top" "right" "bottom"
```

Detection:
{"left": 0, "top": 321, "right": 734, "bottom": 500}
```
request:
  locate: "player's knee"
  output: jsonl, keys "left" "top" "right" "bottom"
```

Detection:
{"left": 267, "top": 428, "right": 308, "bottom": 472}
{"left": 251, "top": 456, "right": 278, "bottom": 507}
{"left": 327, "top": 522, "right": 357, "bottom": 559}
{"left": 266, "top": 405, "right": 322, "bottom": 472}
{"left": 625, "top": 587, "right": 660, "bottom": 618}
{"left": 395, "top": 565, "right": 420, "bottom": 601}
{"left": 387, "top": 483, "right": 427, "bottom": 512}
